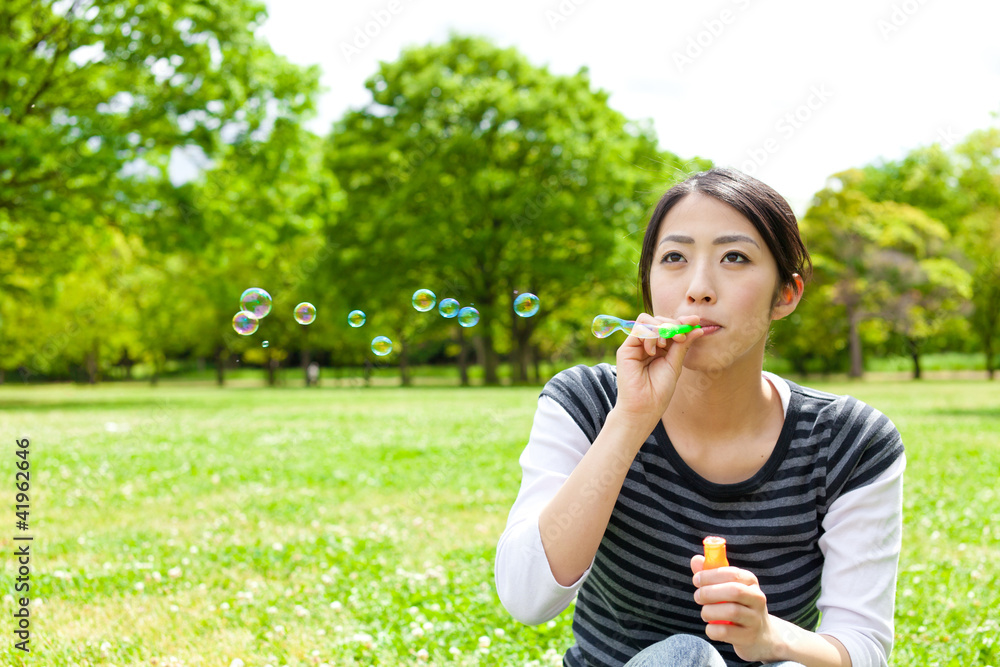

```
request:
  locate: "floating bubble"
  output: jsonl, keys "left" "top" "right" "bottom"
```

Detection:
{"left": 233, "top": 311, "right": 259, "bottom": 336}
{"left": 262, "top": 340, "right": 269, "bottom": 348}
{"left": 412, "top": 289, "right": 436, "bottom": 312}
{"left": 240, "top": 287, "right": 272, "bottom": 319}
{"left": 294, "top": 302, "right": 316, "bottom": 325}
{"left": 458, "top": 306, "right": 480, "bottom": 328}
{"left": 371, "top": 336, "right": 393, "bottom": 356}
{"left": 438, "top": 298, "right": 460, "bottom": 318}
{"left": 513, "top": 293, "right": 540, "bottom": 318}
{"left": 348, "top": 310, "right": 366, "bottom": 327}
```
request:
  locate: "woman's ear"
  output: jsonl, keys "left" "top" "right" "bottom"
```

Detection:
{"left": 771, "top": 273, "right": 804, "bottom": 321}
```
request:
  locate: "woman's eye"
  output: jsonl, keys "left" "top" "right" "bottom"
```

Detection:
{"left": 661, "top": 252, "right": 684, "bottom": 263}
{"left": 723, "top": 252, "right": 748, "bottom": 263}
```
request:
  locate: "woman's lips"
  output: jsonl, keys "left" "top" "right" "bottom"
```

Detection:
{"left": 698, "top": 325, "right": 722, "bottom": 335}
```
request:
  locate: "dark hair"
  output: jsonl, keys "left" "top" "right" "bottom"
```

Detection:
{"left": 638, "top": 167, "right": 812, "bottom": 312}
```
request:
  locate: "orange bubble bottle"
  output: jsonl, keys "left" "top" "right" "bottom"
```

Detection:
{"left": 702, "top": 536, "right": 733, "bottom": 625}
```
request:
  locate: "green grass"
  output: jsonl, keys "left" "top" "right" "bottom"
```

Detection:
{"left": 1, "top": 379, "right": 998, "bottom": 665}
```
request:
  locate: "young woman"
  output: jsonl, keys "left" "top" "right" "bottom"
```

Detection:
{"left": 495, "top": 168, "right": 905, "bottom": 667}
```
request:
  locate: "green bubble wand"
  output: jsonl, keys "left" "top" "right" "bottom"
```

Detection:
{"left": 591, "top": 314, "right": 700, "bottom": 339}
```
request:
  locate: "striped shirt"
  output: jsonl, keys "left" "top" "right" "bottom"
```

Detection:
{"left": 495, "top": 364, "right": 905, "bottom": 667}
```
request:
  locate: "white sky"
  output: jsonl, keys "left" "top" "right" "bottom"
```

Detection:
{"left": 257, "top": 0, "right": 1000, "bottom": 217}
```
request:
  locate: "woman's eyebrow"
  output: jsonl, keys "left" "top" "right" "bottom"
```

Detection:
{"left": 713, "top": 234, "right": 760, "bottom": 248}
{"left": 659, "top": 234, "right": 760, "bottom": 248}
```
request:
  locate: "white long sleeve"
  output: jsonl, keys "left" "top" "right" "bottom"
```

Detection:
{"left": 494, "top": 395, "right": 594, "bottom": 625}
{"left": 816, "top": 453, "right": 906, "bottom": 667}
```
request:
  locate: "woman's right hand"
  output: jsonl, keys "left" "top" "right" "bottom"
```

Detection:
{"left": 613, "top": 313, "right": 705, "bottom": 432}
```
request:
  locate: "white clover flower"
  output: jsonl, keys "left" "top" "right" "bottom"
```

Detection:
{"left": 168, "top": 567, "right": 182, "bottom": 578}
{"left": 416, "top": 648, "right": 430, "bottom": 661}
{"left": 478, "top": 636, "right": 491, "bottom": 648}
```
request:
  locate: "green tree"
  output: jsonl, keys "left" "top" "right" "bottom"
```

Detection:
{"left": 1, "top": 0, "right": 321, "bottom": 381}
{"left": 157, "top": 119, "right": 342, "bottom": 387}
{"left": 953, "top": 128, "right": 1000, "bottom": 378}
{"left": 324, "top": 34, "right": 702, "bottom": 385}
{"left": 858, "top": 126, "right": 1000, "bottom": 377}
{"left": 801, "top": 170, "right": 971, "bottom": 378}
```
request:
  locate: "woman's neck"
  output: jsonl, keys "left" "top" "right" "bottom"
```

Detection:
{"left": 664, "top": 361, "right": 778, "bottom": 444}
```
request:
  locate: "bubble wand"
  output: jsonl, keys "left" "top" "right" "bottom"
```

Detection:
{"left": 592, "top": 314, "right": 700, "bottom": 339}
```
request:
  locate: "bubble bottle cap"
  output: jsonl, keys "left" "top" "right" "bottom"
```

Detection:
{"left": 702, "top": 536, "right": 729, "bottom": 569}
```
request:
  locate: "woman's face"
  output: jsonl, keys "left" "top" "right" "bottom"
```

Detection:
{"left": 649, "top": 192, "right": 799, "bottom": 373}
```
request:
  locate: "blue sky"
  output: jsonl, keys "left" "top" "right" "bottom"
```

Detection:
{"left": 256, "top": 0, "right": 1000, "bottom": 217}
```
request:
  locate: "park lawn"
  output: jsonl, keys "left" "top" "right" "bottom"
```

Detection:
{"left": 0, "top": 377, "right": 997, "bottom": 666}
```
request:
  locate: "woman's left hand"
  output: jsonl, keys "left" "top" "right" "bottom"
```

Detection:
{"left": 690, "top": 555, "right": 784, "bottom": 663}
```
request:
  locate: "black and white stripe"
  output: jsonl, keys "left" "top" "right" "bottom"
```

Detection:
{"left": 540, "top": 364, "right": 904, "bottom": 667}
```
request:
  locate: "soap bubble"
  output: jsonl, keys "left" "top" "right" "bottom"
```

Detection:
{"left": 233, "top": 311, "right": 259, "bottom": 336}
{"left": 348, "top": 310, "right": 366, "bottom": 327}
{"left": 240, "top": 287, "right": 272, "bottom": 319}
{"left": 412, "top": 289, "right": 436, "bottom": 312}
{"left": 294, "top": 302, "right": 316, "bottom": 325}
{"left": 438, "top": 298, "right": 460, "bottom": 318}
{"left": 513, "top": 293, "right": 540, "bottom": 318}
{"left": 371, "top": 336, "right": 393, "bottom": 356}
{"left": 262, "top": 340, "right": 269, "bottom": 348}
{"left": 591, "top": 314, "right": 620, "bottom": 338}
{"left": 458, "top": 306, "right": 480, "bottom": 328}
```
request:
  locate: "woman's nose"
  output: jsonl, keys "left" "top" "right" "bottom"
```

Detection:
{"left": 685, "top": 266, "right": 717, "bottom": 304}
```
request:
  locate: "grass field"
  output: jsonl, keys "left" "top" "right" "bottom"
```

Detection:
{"left": 1, "top": 376, "right": 998, "bottom": 666}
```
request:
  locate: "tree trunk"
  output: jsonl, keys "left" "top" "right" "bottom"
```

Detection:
{"left": 0, "top": 369, "right": 5, "bottom": 384}
{"left": 846, "top": 303, "right": 864, "bottom": 378}
{"left": 86, "top": 341, "right": 99, "bottom": 384}
{"left": 267, "top": 353, "right": 277, "bottom": 387}
{"left": 150, "top": 352, "right": 161, "bottom": 386}
{"left": 399, "top": 335, "right": 412, "bottom": 387}
{"left": 214, "top": 345, "right": 226, "bottom": 387}
{"left": 302, "top": 349, "right": 312, "bottom": 387}
{"left": 457, "top": 327, "right": 470, "bottom": 387}
{"left": 533, "top": 344, "right": 541, "bottom": 384}
{"left": 482, "top": 330, "right": 500, "bottom": 385}
{"left": 908, "top": 337, "right": 922, "bottom": 380}
{"left": 510, "top": 309, "right": 529, "bottom": 384}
